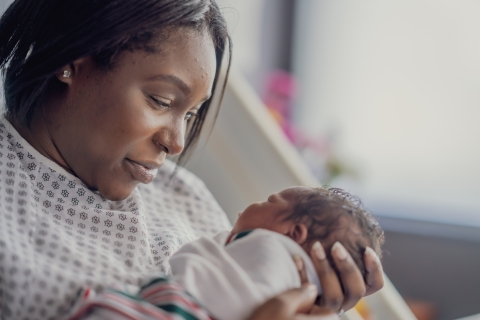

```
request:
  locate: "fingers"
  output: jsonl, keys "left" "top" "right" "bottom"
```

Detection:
{"left": 295, "top": 310, "right": 339, "bottom": 320}
{"left": 281, "top": 284, "right": 320, "bottom": 315}
{"left": 306, "top": 305, "right": 341, "bottom": 318}
{"left": 330, "top": 242, "right": 366, "bottom": 310}
{"left": 294, "top": 255, "right": 309, "bottom": 285}
{"left": 364, "top": 247, "right": 384, "bottom": 295}
{"left": 310, "top": 241, "right": 344, "bottom": 311}
{"left": 248, "top": 284, "right": 318, "bottom": 320}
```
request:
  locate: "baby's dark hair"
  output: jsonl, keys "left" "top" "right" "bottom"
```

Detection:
{"left": 284, "top": 187, "right": 384, "bottom": 279}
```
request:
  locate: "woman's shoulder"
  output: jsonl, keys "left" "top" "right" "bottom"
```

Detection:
{"left": 137, "top": 159, "right": 232, "bottom": 237}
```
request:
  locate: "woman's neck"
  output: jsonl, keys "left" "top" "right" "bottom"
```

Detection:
{"left": 7, "top": 108, "right": 76, "bottom": 175}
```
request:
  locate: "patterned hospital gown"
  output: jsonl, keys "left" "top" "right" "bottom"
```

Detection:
{"left": 0, "top": 116, "right": 232, "bottom": 320}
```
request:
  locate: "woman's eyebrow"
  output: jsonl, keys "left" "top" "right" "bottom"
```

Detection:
{"left": 148, "top": 74, "right": 191, "bottom": 95}
{"left": 148, "top": 75, "right": 212, "bottom": 102}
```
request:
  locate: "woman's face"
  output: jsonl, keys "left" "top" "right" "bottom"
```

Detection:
{"left": 46, "top": 29, "right": 217, "bottom": 200}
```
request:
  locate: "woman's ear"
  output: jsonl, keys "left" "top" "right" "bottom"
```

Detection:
{"left": 55, "top": 57, "right": 88, "bottom": 85}
{"left": 288, "top": 224, "right": 308, "bottom": 245}
{"left": 56, "top": 64, "right": 74, "bottom": 85}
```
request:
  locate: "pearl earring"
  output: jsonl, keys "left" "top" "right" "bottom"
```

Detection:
{"left": 63, "top": 70, "right": 71, "bottom": 78}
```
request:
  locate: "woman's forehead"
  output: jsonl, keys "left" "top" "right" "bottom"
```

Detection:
{"left": 109, "top": 29, "right": 216, "bottom": 98}
{"left": 146, "top": 30, "right": 214, "bottom": 70}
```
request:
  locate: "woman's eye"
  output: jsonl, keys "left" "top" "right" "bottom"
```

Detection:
{"left": 150, "top": 95, "right": 171, "bottom": 108}
{"left": 185, "top": 112, "right": 198, "bottom": 121}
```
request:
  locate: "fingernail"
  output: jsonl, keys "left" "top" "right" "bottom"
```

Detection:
{"left": 303, "top": 283, "right": 318, "bottom": 295}
{"left": 312, "top": 241, "right": 326, "bottom": 260}
{"left": 365, "top": 246, "right": 375, "bottom": 257}
{"left": 365, "top": 246, "right": 380, "bottom": 266}
{"left": 332, "top": 241, "right": 348, "bottom": 260}
{"left": 293, "top": 254, "right": 304, "bottom": 271}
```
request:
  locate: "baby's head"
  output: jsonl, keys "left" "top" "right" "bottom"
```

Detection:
{"left": 231, "top": 186, "right": 384, "bottom": 277}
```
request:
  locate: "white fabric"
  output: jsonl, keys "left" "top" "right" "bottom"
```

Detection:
{"left": 0, "top": 116, "right": 232, "bottom": 320}
{"left": 170, "top": 229, "right": 321, "bottom": 320}
{"left": 456, "top": 315, "right": 480, "bottom": 320}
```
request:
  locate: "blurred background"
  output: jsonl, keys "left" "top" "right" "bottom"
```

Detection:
{"left": 2, "top": 0, "right": 480, "bottom": 319}
{"left": 210, "top": 1, "right": 480, "bottom": 319}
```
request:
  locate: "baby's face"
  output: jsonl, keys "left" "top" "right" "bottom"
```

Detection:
{"left": 231, "top": 187, "right": 311, "bottom": 235}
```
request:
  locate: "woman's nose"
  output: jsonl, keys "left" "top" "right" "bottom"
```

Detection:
{"left": 154, "top": 119, "right": 185, "bottom": 156}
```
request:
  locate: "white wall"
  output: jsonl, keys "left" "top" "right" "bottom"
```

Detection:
{"left": 0, "top": 0, "right": 12, "bottom": 13}
{"left": 216, "top": 0, "right": 294, "bottom": 91}
{"left": 216, "top": 0, "right": 265, "bottom": 85}
{"left": 293, "top": 0, "right": 480, "bottom": 226}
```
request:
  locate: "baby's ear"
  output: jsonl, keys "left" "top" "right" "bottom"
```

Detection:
{"left": 289, "top": 224, "right": 308, "bottom": 245}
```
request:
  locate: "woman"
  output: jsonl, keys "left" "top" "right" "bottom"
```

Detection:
{"left": 0, "top": 0, "right": 384, "bottom": 319}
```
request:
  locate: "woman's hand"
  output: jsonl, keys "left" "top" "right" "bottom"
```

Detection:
{"left": 246, "top": 241, "right": 383, "bottom": 320}
{"left": 298, "top": 241, "right": 384, "bottom": 313}
{"left": 247, "top": 284, "right": 339, "bottom": 320}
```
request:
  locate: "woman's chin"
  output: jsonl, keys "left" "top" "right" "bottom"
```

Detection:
{"left": 103, "top": 192, "right": 132, "bottom": 202}
{"left": 96, "top": 181, "right": 139, "bottom": 201}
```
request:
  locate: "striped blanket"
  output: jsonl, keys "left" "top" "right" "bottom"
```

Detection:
{"left": 68, "top": 277, "right": 214, "bottom": 320}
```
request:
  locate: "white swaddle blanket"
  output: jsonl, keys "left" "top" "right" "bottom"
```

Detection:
{"left": 71, "top": 229, "right": 321, "bottom": 320}
{"left": 169, "top": 228, "right": 321, "bottom": 320}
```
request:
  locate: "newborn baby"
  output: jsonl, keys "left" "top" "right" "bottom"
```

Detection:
{"left": 69, "top": 187, "right": 384, "bottom": 320}
{"left": 169, "top": 186, "right": 384, "bottom": 320}
{"left": 230, "top": 186, "right": 384, "bottom": 279}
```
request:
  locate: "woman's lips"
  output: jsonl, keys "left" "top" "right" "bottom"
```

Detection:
{"left": 125, "top": 159, "right": 159, "bottom": 184}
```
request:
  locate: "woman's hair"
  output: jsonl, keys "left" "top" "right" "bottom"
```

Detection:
{"left": 0, "top": 0, "right": 231, "bottom": 163}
